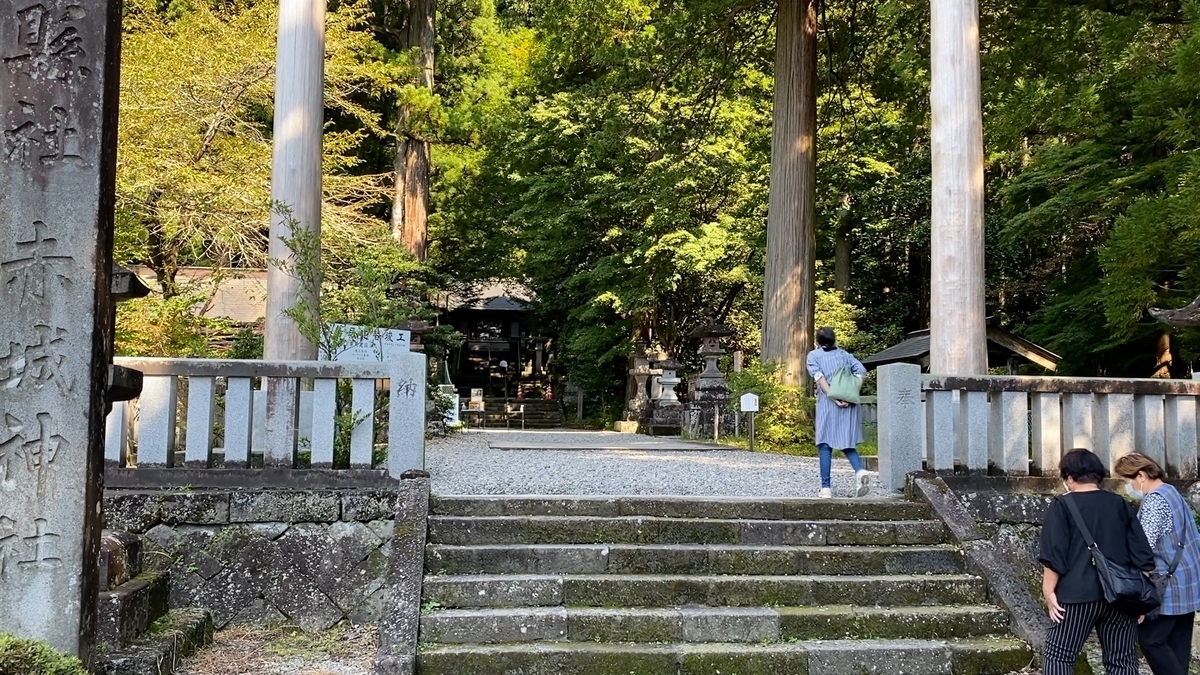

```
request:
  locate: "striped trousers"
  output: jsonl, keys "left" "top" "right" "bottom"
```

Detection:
{"left": 1044, "top": 600, "right": 1140, "bottom": 675}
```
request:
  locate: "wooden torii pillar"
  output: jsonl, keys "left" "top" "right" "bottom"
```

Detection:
{"left": 929, "top": 0, "right": 987, "bottom": 375}
{"left": 265, "top": 0, "right": 325, "bottom": 361}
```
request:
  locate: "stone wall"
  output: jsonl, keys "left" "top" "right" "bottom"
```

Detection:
{"left": 103, "top": 487, "right": 403, "bottom": 631}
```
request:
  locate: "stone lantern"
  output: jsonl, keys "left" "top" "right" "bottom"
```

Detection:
{"left": 692, "top": 312, "right": 734, "bottom": 396}
{"left": 691, "top": 312, "right": 735, "bottom": 436}
{"left": 623, "top": 339, "right": 653, "bottom": 420}
{"left": 657, "top": 356, "right": 683, "bottom": 406}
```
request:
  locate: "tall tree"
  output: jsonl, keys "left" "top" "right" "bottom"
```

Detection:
{"left": 761, "top": 0, "right": 817, "bottom": 388}
{"left": 392, "top": 0, "right": 436, "bottom": 260}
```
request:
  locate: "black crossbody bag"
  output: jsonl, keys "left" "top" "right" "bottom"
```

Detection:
{"left": 1062, "top": 493, "right": 1161, "bottom": 616}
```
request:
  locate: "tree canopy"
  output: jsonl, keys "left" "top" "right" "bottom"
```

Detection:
{"left": 114, "top": 0, "right": 1200, "bottom": 400}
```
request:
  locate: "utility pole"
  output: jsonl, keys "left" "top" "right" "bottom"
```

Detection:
{"left": 265, "top": 0, "right": 325, "bottom": 360}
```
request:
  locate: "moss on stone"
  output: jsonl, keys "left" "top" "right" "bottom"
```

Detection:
{"left": 0, "top": 633, "right": 87, "bottom": 675}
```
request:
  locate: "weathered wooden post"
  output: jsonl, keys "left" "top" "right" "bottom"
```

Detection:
{"left": 930, "top": 0, "right": 987, "bottom": 375}
{"left": 0, "top": 0, "right": 122, "bottom": 661}
{"left": 265, "top": 0, "right": 324, "bottom": 361}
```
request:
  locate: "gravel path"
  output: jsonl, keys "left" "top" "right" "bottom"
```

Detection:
{"left": 427, "top": 429, "right": 887, "bottom": 498}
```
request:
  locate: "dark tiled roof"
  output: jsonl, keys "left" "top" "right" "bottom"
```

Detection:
{"left": 476, "top": 295, "right": 527, "bottom": 312}
{"left": 861, "top": 335, "right": 931, "bottom": 367}
{"left": 861, "top": 326, "right": 1061, "bottom": 371}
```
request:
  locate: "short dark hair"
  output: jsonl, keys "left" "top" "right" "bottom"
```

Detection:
{"left": 1059, "top": 448, "right": 1108, "bottom": 484}
{"left": 816, "top": 326, "right": 836, "bottom": 350}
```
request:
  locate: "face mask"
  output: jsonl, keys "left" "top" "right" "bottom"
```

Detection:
{"left": 1063, "top": 481, "right": 1071, "bottom": 493}
{"left": 1125, "top": 481, "right": 1144, "bottom": 500}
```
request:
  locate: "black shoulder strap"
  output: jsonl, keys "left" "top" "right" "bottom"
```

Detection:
{"left": 1062, "top": 493, "right": 1100, "bottom": 550}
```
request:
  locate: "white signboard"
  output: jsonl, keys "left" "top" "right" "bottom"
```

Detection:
{"left": 325, "top": 323, "right": 411, "bottom": 362}
{"left": 740, "top": 393, "right": 760, "bottom": 413}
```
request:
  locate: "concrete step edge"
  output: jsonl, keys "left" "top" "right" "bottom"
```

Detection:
{"left": 419, "top": 604, "right": 1013, "bottom": 644}
{"left": 423, "top": 572, "right": 984, "bottom": 583}
{"left": 415, "top": 637, "right": 1032, "bottom": 675}
{"left": 421, "top": 573, "right": 989, "bottom": 609}
{"left": 426, "top": 543, "right": 959, "bottom": 552}
{"left": 417, "top": 637, "right": 1030, "bottom": 652}
{"left": 429, "top": 495, "right": 932, "bottom": 520}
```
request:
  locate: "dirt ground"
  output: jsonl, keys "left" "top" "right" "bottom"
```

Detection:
{"left": 177, "top": 624, "right": 377, "bottom": 675}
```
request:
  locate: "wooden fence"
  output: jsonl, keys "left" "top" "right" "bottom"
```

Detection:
{"left": 105, "top": 356, "right": 427, "bottom": 480}
{"left": 876, "top": 363, "right": 1200, "bottom": 490}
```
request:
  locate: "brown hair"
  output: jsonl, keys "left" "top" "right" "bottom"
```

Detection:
{"left": 1113, "top": 452, "right": 1167, "bottom": 480}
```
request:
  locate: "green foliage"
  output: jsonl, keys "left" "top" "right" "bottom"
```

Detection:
{"left": 726, "top": 361, "right": 816, "bottom": 454}
{"left": 113, "top": 0, "right": 422, "bottom": 357}
{"left": 113, "top": 0, "right": 1200, "bottom": 388}
{"left": 0, "top": 634, "right": 87, "bottom": 675}
{"left": 115, "top": 294, "right": 216, "bottom": 357}
{"left": 275, "top": 219, "right": 461, "bottom": 362}
{"left": 226, "top": 327, "right": 265, "bottom": 360}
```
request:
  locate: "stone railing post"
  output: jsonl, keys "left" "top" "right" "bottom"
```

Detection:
{"left": 374, "top": 473, "right": 430, "bottom": 675}
{"left": 388, "top": 354, "right": 428, "bottom": 477}
{"left": 877, "top": 364, "right": 925, "bottom": 491}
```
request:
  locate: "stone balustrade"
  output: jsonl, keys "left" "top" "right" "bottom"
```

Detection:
{"left": 876, "top": 363, "right": 1200, "bottom": 490}
{"left": 105, "top": 356, "right": 427, "bottom": 480}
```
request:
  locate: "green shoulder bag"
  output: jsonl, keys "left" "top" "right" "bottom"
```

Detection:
{"left": 826, "top": 351, "right": 862, "bottom": 405}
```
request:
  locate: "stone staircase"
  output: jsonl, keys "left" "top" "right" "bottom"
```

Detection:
{"left": 416, "top": 495, "right": 1033, "bottom": 675}
{"left": 95, "top": 531, "right": 213, "bottom": 675}
{"left": 479, "top": 398, "right": 566, "bottom": 429}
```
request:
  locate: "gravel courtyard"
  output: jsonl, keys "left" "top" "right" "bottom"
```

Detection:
{"left": 425, "top": 429, "right": 886, "bottom": 498}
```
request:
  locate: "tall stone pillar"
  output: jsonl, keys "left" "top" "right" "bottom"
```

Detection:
{"left": 265, "top": 0, "right": 324, "bottom": 361}
{"left": 930, "top": 0, "right": 987, "bottom": 374}
{"left": 0, "top": 0, "right": 122, "bottom": 660}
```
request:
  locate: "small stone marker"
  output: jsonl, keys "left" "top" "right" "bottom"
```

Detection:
{"left": 0, "top": 0, "right": 122, "bottom": 660}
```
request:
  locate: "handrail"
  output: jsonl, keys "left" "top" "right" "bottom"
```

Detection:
{"left": 113, "top": 357, "right": 393, "bottom": 379}
{"left": 924, "top": 374, "right": 1200, "bottom": 395}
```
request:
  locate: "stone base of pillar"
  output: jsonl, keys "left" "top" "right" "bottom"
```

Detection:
{"left": 642, "top": 403, "right": 683, "bottom": 436}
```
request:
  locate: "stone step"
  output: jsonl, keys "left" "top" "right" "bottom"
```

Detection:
{"left": 422, "top": 573, "right": 988, "bottom": 609}
{"left": 428, "top": 515, "right": 947, "bottom": 546}
{"left": 95, "top": 607, "right": 214, "bottom": 675}
{"left": 97, "top": 571, "right": 171, "bottom": 650}
{"left": 419, "top": 604, "right": 1011, "bottom": 644}
{"left": 425, "top": 544, "right": 964, "bottom": 576}
{"left": 415, "top": 637, "right": 1032, "bottom": 675}
{"left": 430, "top": 495, "right": 934, "bottom": 521}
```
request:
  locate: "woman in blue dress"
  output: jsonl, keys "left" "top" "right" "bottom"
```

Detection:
{"left": 805, "top": 326, "right": 870, "bottom": 498}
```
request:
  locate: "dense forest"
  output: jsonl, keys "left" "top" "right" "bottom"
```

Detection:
{"left": 114, "top": 0, "right": 1200, "bottom": 404}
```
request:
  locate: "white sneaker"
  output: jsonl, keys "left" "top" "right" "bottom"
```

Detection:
{"left": 856, "top": 470, "right": 871, "bottom": 497}
{"left": 819, "top": 488, "right": 832, "bottom": 499}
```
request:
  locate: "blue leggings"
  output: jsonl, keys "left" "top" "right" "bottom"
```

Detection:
{"left": 818, "top": 443, "right": 863, "bottom": 489}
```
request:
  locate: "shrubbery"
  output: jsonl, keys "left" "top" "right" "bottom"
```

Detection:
{"left": 0, "top": 634, "right": 87, "bottom": 675}
{"left": 725, "top": 361, "right": 816, "bottom": 454}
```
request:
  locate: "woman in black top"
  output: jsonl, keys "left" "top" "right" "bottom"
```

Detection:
{"left": 1040, "top": 449, "right": 1156, "bottom": 675}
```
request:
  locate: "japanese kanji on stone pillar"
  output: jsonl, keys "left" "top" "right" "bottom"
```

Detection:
{"left": 0, "top": 0, "right": 122, "bottom": 661}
